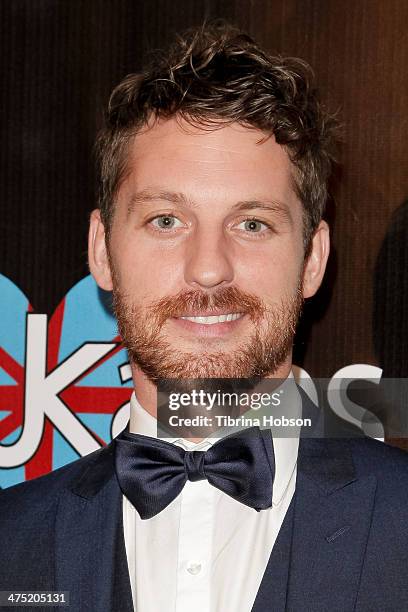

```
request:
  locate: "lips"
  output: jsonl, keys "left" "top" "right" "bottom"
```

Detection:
{"left": 171, "top": 311, "right": 247, "bottom": 337}
{"left": 178, "top": 313, "right": 243, "bottom": 325}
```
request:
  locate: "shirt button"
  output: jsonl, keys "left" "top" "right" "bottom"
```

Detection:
{"left": 186, "top": 562, "right": 202, "bottom": 575}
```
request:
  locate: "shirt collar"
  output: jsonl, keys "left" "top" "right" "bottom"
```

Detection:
{"left": 128, "top": 393, "right": 214, "bottom": 451}
{"left": 128, "top": 371, "right": 300, "bottom": 505}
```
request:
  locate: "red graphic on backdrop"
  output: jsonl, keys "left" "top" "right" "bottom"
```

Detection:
{"left": 0, "top": 295, "right": 132, "bottom": 481}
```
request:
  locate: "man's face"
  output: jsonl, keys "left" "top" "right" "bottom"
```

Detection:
{"left": 90, "top": 118, "right": 328, "bottom": 381}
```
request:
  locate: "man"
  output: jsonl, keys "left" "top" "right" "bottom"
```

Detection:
{"left": 1, "top": 23, "right": 407, "bottom": 612}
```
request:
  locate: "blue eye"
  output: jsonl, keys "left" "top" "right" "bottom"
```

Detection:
{"left": 151, "top": 215, "right": 183, "bottom": 229}
{"left": 238, "top": 219, "right": 269, "bottom": 233}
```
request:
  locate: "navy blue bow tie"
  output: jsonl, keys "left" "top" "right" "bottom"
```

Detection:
{"left": 114, "top": 426, "right": 275, "bottom": 519}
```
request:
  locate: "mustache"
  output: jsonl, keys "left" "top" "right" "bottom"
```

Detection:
{"left": 146, "top": 286, "right": 266, "bottom": 327}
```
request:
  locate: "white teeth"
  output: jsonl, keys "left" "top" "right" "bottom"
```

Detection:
{"left": 180, "top": 313, "right": 243, "bottom": 325}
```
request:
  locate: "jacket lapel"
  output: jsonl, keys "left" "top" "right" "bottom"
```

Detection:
{"left": 251, "top": 496, "right": 295, "bottom": 611}
{"left": 287, "top": 436, "right": 377, "bottom": 611}
{"left": 254, "top": 389, "right": 377, "bottom": 612}
{"left": 54, "top": 442, "right": 133, "bottom": 612}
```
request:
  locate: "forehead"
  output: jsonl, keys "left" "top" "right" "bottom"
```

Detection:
{"left": 118, "top": 117, "right": 300, "bottom": 212}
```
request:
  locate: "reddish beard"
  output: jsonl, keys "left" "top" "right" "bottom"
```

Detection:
{"left": 112, "top": 281, "right": 303, "bottom": 383}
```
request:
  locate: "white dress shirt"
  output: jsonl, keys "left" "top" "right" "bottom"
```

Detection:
{"left": 122, "top": 376, "right": 301, "bottom": 612}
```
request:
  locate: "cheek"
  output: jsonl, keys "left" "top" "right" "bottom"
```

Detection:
{"left": 234, "top": 241, "right": 303, "bottom": 298}
{"left": 109, "top": 236, "right": 186, "bottom": 301}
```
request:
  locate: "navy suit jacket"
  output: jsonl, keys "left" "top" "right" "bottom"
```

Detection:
{"left": 1, "top": 393, "right": 408, "bottom": 611}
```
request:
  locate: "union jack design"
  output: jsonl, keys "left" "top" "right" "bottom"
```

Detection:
{"left": 0, "top": 274, "right": 133, "bottom": 488}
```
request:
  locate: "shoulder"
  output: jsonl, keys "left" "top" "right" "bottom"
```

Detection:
{"left": 349, "top": 435, "right": 408, "bottom": 474}
{"left": 0, "top": 444, "right": 108, "bottom": 523}
{"left": 300, "top": 387, "right": 408, "bottom": 484}
{"left": 348, "top": 436, "right": 408, "bottom": 507}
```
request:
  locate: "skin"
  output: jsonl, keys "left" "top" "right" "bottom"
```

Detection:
{"left": 88, "top": 117, "right": 330, "bottom": 425}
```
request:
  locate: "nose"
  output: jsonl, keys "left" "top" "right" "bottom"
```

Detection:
{"left": 184, "top": 228, "right": 234, "bottom": 290}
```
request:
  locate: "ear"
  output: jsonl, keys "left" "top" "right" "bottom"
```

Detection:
{"left": 302, "top": 220, "right": 330, "bottom": 299}
{"left": 88, "top": 209, "right": 113, "bottom": 291}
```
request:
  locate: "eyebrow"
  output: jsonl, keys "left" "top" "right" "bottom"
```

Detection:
{"left": 231, "top": 200, "right": 293, "bottom": 225}
{"left": 127, "top": 188, "right": 293, "bottom": 225}
{"left": 127, "top": 189, "right": 194, "bottom": 213}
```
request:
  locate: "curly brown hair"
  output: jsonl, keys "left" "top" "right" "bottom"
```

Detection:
{"left": 96, "top": 22, "right": 338, "bottom": 250}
